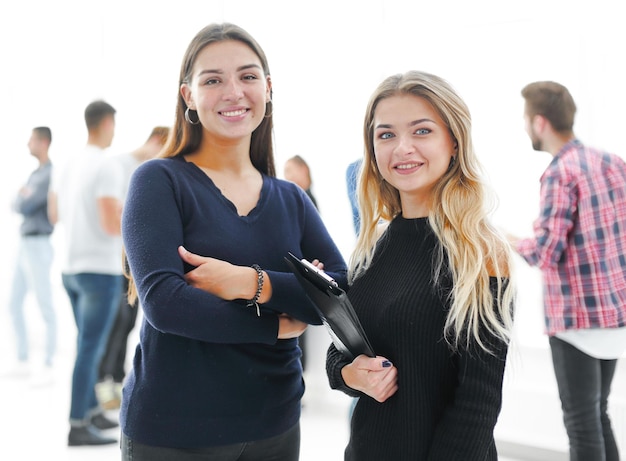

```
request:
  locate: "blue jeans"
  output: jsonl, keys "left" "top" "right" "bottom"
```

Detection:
{"left": 121, "top": 423, "right": 300, "bottom": 461}
{"left": 62, "top": 272, "right": 122, "bottom": 423}
{"left": 8, "top": 235, "right": 56, "bottom": 366}
{"left": 549, "top": 336, "right": 620, "bottom": 461}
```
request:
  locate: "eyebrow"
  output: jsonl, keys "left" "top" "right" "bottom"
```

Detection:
{"left": 374, "top": 118, "right": 435, "bottom": 130}
{"left": 198, "top": 63, "right": 263, "bottom": 76}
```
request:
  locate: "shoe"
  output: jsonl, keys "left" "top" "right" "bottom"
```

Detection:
{"left": 114, "top": 381, "right": 124, "bottom": 401}
{"left": 101, "top": 397, "right": 121, "bottom": 410}
{"left": 91, "top": 413, "right": 119, "bottom": 430}
{"left": 96, "top": 378, "right": 121, "bottom": 409}
{"left": 68, "top": 425, "right": 117, "bottom": 446}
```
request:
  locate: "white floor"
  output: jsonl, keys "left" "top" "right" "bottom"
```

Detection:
{"left": 0, "top": 315, "right": 351, "bottom": 459}
{"left": 0, "top": 365, "right": 353, "bottom": 460}
{"left": 0, "top": 367, "right": 527, "bottom": 461}
{"left": 0, "top": 283, "right": 523, "bottom": 460}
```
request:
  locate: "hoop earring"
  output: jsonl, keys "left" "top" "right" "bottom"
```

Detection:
{"left": 185, "top": 107, "right": 200, "bottom": 125}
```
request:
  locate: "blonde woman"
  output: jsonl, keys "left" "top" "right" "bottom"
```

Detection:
{"left": 326, "top": 70, "right": 515, "bottom": 460}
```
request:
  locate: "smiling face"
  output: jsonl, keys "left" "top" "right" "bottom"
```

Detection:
{"left": 180, "top": 39, "right": 271, "bottom": 143}
{"left": 372, "top": 93, "right": 456, "bottom": 217}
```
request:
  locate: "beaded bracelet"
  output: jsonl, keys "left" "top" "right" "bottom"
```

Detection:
{"left": 247, "top": 264, "right": 264, "bottom": 317}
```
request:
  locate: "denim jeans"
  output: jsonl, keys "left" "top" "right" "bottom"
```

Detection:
{"left": 121, "top": 423, "right": 300, "bottom": 461}
{"left": 549, "top": 336, "right": 620, "bottom": 461}
{"left": 8, "top": 235, "right": 56, "bottom": 366}
{"left": 62, "top": 272, "right": 122, "bottom": 423}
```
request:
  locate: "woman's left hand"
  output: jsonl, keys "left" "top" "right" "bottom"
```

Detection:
{"left": 341, "top": 355, "right": 398, "bottom": 403}
{"left": 277, "top": 314, "right": 308, "bottom": 339}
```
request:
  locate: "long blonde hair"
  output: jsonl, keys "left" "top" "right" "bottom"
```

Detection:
{"left": 351, "top": 70, "right": 515, "bottom": 352}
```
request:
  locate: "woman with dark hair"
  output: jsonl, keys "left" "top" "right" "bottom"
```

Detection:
{"left": 120, "top": 23, "right": 346, "bottom": 460}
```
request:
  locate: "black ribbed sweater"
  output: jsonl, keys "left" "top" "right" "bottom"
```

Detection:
{"left": 326, "top": 216, "right": 509, "bottom": 460}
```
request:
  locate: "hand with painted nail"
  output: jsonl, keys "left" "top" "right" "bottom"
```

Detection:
{"left": 341, "top": 355, "right": 398, "bottom": 403}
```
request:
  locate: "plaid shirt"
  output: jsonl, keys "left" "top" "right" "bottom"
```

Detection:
{"left": 516, "top": 139, "right": 626, "bottom": 335}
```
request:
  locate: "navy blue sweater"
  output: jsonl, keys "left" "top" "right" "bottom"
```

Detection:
{"left": 120, "top": 156, "right": 347, "bottom": 448}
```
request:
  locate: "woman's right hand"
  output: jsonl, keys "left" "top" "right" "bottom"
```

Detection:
{"left": 178, "top": 245, "right": 272, "bottom": 302}
{"left": 277, "top": 314, "right": 307, "bottom": 339}
{"left": 341, "top": 355, "right": 398, "bottom": 403}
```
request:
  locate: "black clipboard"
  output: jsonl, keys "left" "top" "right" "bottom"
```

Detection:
{"left": 284, "top": 252, "right": 375, "bottom": 360}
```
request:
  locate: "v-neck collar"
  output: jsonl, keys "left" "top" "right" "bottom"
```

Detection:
{"left": 179, "top": 156, "right": 268, "bottom": 220}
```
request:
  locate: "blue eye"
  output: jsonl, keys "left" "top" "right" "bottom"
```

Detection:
{"left": 380, "top": 132, "right": 394, "bottom": 140}
{"left": 415, "top": 128, "right": 431, "bottom": 135}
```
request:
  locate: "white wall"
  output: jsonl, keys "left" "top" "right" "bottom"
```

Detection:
{"left": 1, "top": 0, "right": 625, "bottom": 455}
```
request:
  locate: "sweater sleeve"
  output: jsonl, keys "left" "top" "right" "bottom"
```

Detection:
{"left": 325, "top": 342, "right": 363, "bottom": 398}
{"left": 516, "top": 171, "right": 576, "bottom": 270}
{"left": 13, "top": 167, "right": 50, "bottom": 216}
{"left": 262, "top": 184, "right": 348, "bottom": 325}
{"left": 426, "top": 282, "right": 511, "bottom": 460}
{"left": 122, "top": 161, "right": 279, "bottom": 345}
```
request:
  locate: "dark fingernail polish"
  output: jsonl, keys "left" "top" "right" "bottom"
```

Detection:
{"left": 382, "top": 360, "right": 392, "bottom": 368}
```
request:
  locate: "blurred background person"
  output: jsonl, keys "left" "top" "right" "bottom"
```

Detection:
{"left": 4, "top": 126, "right": 56, "bottom": 385}
{"left": 345, "top": 159, "right": 361, "bottom": 236}
{"left": 344, "top": 157, "right": 362, "bottom": 420}
{"left": 508, "top": 80, "right": 626, "bottom": 461}
{"left": 48, "top": 100, "right": 123, "bottom": 447}
{"left": 284, "top": 154, "right": 318, "bottom": 210}
{"left": 96, "top": 126, "right": 171, "bottom": 410}
{"left": 284, "top": 154, "right": 319, "bottom": 376}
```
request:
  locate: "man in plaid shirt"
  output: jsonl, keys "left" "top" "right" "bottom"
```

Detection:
{"left": 509, "top": 81, "right": 626, "bottom": 461}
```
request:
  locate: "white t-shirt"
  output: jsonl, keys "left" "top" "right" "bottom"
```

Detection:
{"left": 53, "top": 145, "right": 125, "bottom": 275}
{"left": 109, "top": 151, "right": 141, "bottom": 204}
{"left": 556, "top": 326, "right": 626, "bottom": 359}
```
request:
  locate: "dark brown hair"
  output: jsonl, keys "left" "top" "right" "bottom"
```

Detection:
{"left": 521, "top": 81, "right": 576, "bottom": 134}
{"left": 84, "top": 100, "right": 116, "bottom": 130}
{"left": 33, "top": 126, "right": 52, "bottom": 144}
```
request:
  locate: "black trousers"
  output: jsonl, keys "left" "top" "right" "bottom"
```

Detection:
{"left": 549, "top": 336, "right": 620, "bottom": 461}
{"left": 99, "top": 277, "right": 138, "bottom": 382}
{"left": 121, "top": 422, "right": 300, "bottom": 461}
